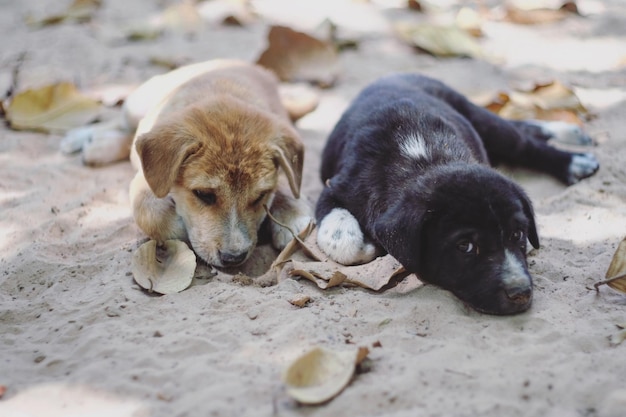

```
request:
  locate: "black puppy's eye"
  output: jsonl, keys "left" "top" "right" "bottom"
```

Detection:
{"left": 511, "top": 230, "right": 525, "bottom": 242}
{"left": 457, "top": 240, "right": 477, "bottom": 254}
{"left": 193, "top": 190, "right": 217, "bottom": 205}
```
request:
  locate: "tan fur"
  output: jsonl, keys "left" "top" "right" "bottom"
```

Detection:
{"left": 129, "top": 61, "right": 312, "bottom": 267}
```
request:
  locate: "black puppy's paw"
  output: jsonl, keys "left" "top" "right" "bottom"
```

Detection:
{"left": 536, "top": 120, "right": 594, "bottom": 146}
{"left": 567, "top": 153, "right": 599, "bottom": 184}
{"left": 317, "top": 208, "right": 378, "bottom": 265}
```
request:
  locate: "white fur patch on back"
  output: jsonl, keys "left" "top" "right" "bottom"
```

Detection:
{"left": 530, "top": 120, "right": 593, "bottom": 146}
{"left": 399, "top": 132, "right": 429, "bottom": 160}
{"left": 317, "top": 208, "right": 378, "bottom": 265}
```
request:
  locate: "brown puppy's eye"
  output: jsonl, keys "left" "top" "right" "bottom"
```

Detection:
{"left": 193, "top": 190, "right": 217, "bottom": 205}
{"left": 252, "top": 192, "right": 268, "bottom": 206}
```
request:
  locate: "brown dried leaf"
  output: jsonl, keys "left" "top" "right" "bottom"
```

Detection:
{"left": 256, "top": 26, "right": 340, "bottom": 88}
{"left": 482, "top": 80, "right": 589, "bottom": 124}
{"left": 283, "top": 346, "right": 368, "bottom": 404}
{"left": 505, "top": 1, "right": 579, "bottom": 25}
{"left": 132, "top": 240, "right": 196, "bottom": 295}
{"left": 288, "top": 294, "right": 312, "bottom": 307}
{"left": 285, "top": 230, "right": 422, "bottom": 293}
{"left": 395, "top": 22, "right": 483, "bottom": 58}
{"left": 5, "top": 82, "right": 101, "bottom": 133}
{"left": 25, "top": 0, "right": 102, "bottom": 27}
{"left": 595, "top": 237, "right": 626, "bottom": 294}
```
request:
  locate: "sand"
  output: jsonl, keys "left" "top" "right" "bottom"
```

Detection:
{"left": 1, "top": 0, "right": 626, "bottom": 416}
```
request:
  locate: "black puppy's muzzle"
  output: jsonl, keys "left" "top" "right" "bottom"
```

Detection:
{"left": 504, "top": 283, "right": 532, "bottom": 307}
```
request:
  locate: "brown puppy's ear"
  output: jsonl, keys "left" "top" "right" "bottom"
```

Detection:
{"left": 135, "top": 123, "right": 201, "bottom": 198}
{"left": 271, "top": 123, "right": 304, "bottom": 199}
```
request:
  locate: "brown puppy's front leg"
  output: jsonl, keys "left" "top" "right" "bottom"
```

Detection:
{"left": 129, "top": 172, "right": 187, "bottom": 243}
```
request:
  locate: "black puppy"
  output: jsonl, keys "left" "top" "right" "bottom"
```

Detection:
{"left": 316, "top": 73, "right": 599, "bottom": 315}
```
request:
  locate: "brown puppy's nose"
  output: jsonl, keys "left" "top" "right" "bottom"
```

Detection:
{"left": 504, "top": 284, "right": 532, "bottom": 305}
{"left": 219, "top": 250, "right": 248, "bottom": 266}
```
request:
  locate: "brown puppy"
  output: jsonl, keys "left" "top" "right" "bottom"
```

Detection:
{"left": 128, "top": 60, "right": 312, "bottom": 268}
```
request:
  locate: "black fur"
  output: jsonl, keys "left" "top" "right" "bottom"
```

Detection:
{"left": 316, "top": 73, "right": 598, "bottom": 315}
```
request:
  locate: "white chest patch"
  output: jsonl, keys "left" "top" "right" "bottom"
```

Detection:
{"left": 399, "top": 132, "right": 429, "bottom": 160}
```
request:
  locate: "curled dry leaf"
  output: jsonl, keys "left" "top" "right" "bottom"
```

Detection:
{"left": 256, "top": 25, "right": 339, "bottom": 88}
{"left": 288, "top": 294, "right": 312, "bottom": 307}
{"left": 5, "top": 82, "right": 101, "bottom": 133}
{"left": 394, "top": 22, "right": 483, "bottom": 58}
{"left": 132, "top": 240, "right": 196, "bottom": 295}
{"left": 283, "top": 346, "right": 368, "bottom": 404}
{"left": 594, "top": 237, "right": 626, "bottom": 294}
{"left": 480, "top": 80, "right": 589, "bottom": 125}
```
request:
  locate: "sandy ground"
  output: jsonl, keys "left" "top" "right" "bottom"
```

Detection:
{"left": 2, "top": 0, "right": 626, "bottom": 416}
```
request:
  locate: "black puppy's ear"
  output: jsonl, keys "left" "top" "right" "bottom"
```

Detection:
{"left": 373, "top": 200, "right": 429, "bottom": 272}
{"left": 516, "top": 188, "right": 540, "bottom": 249}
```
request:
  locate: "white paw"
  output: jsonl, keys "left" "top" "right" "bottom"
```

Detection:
{"left": 568, "top": 153, "right": 599, "bottom": 184}
{"left": 82, "top": 128, "right": 132, "bottom": 166}
{"left": 317, "top": 208, "right": 378, "bottom": 265}
{"left": 534, "top": 120, "right": 593, "bottom": 146}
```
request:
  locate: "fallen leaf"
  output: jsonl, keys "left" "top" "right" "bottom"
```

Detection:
{"left": 480, "top": 80, "right": 590, "bottom": 125}
{"left": 25, "top": 0, "right": 102, "bottom": 27}
{"left": 256, "top": 25, "right": 340, "bottom": 88}
{"left": 395, "top": 22, "right": 483, "bottom": 58}
{"left": 283, "top": 346, "right": 368, "bottom": 404}
{"left": 278, "top": 83, "right": 320, "bottom": 122}
{"left": 197, "top": 0, "right": 255, "bottom": 26}
{"left": 132, "top": 240, "right": 196, "bottom": 295}
{"left": 123, "top": 0, "right": 202, "bottom": 42}
{"left": 5, "top": 82, "right": 101, "bottom": 133}
{"left": 0, "top": 385, "right": 6, "bottom": 398}
{"left": 594, "top": 237, "right": 626, "bottom": 293}
{"left": 289, "top": 294, "right": 312, "bottom": 307}
{"left": 456, "top": 7, "right": 484, "bottom": 37}
{"left": 407, "top": 0, "right": 423, "bottom": 12}
{"left": 504, "top": 1, "right": 579, "bottom": 25}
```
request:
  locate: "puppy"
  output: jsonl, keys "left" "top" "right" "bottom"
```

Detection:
{"left": 126, "top": 60, "right": 313, "bottom": 268}
{"left": 316, "top": 73, "right": 599, "bottom": 315}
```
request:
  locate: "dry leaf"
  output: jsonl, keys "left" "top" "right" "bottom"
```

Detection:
{"left": 288, "top": 294, "right": 312, "bottom": 307}
{"left": 505, "top": 1, "right": 579, "bottom": 25}
{"left": 278, "top": 83, "right": 320, "bottom": 122}
{"left": 481, "top": 80, "right": 589, "bottom": 125}
{"left": 5, "top": 82, "right": 101, "bottom": 133}
{"left": 282, "top": 346, "right": 368, "bottom": 404}
{"left": 132, "top": 240, "right": 196, "bottom": 295}
{"left": 256, "top": 26, "right": 340, "bottom": 88}
{"left": 395, "top": 22, "right": 483, "bottom": 58}
{"left": 124, "top": 0, "right": 202, "bottom": 41}
{"left": 594, "top": 237, "right": 626, "bottom": 294}
{"left": 456, "top": 7, "right": 484, "bottom": 37}
{"left": 25, "top": 0, "right": 102, "bottom": 27}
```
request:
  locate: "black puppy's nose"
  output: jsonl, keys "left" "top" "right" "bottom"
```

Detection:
{"left": 504, "top": 285, "right": 532, "bottom": 305}
{"left": 219, "top": 250, "right": 248, "bottom": 266}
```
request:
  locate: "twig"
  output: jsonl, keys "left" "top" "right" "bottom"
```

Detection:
{"left": 594, "top": 272, "right": 626, "bottom": 292}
